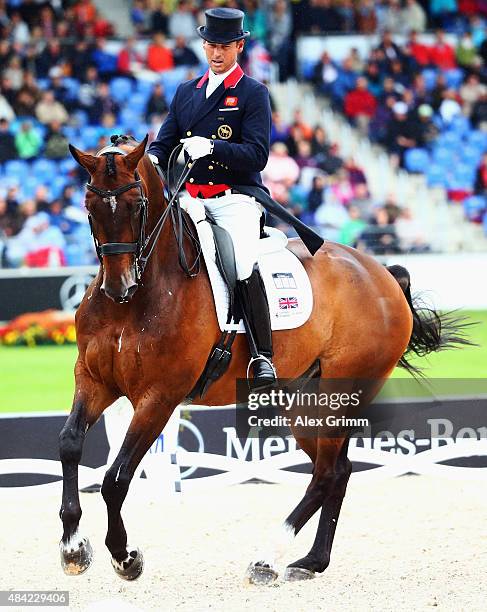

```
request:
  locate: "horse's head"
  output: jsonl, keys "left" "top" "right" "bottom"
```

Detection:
{"left": 69, "top": 135, "right": 149, "bottom": 303}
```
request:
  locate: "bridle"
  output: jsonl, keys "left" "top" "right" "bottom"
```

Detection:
{"left": 85, "top": 144, "right": 200, "bottom": 283}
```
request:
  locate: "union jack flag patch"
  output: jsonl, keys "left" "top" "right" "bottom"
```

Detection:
{"left": 224, "top": 96, "right": 238, "bottom": 106}
{"left": 279, "top": 296, "right": 298, "bottom": 310}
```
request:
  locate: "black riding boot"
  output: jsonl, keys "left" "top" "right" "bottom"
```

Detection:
{"left": 237, "top": 265, "right": 277, "bottom": 390}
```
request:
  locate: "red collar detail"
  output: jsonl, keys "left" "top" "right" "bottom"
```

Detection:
{"left": 224, "top": 64, "right": 244, "bottom": 89}
{"left": 196, "top": 70, "right": 209, "bottom": 89}
{"left": 195, "top": 64, "right": 244, "bottom": 90}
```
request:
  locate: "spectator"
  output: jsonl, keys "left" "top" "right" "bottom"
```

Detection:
{"left": 145, "top": 83, "right": 168, "bottom": 121}
{"left": 270, "top": 111, "right": 289, "bottom": 144}
{"left": 89, "top": 82, "right": 119, "bottom": 124}
{"left": 44, "top": 120, "right": 69, "bottom": 160}
{"left": 4, "top": 56, "right": 24, "bottom": 91}
{"left": 430, "top": 30, "right": 457, "bottom": 70}
{"left": 172, "top": 35, "right": 199, "bottom": 68}
{"left": 355, "top": 0, "right": 377, "bottom": 34}
{"left": 35, "top": 39, "right": 66, "bottom": 79}
{"left": 344, "top": 76, "right": 377, "bottom": 134}
{"left": 267, "top": 0, "right": 292, "bottom": 81}
{"left": 307, "top": 175, "right": 326, "bottom": 214}
{"left": 312, "top": 51, "right": 340, "bottom": 98}
{"left": 150, "top": 0, "right": 169, "bottom": 35}
{"left": 471, "top": 90, "right": 487, "bottom": 130}
{"left": 48, "top": 199, "right": 80, "bottom": 236}
{"left": 358, "top": 206, "right": 400, "bottom": 255}
{"left": 344, "top": 158, "right": 367, "bottom": 187}
{"left": 243, "top": 0, "right": 267, "bottom": 43}
{"left": 439, "top": 89, "right": 462, "bottom": 124}
{"left": 295, "top": 139, "right": 318, "bottom": 170}
{"left": 416, "top": 104, "right": 439, "bottom": 146}
{"left": 304, "top": 0, "right": 343, "bottom": 33}
{"left": 9, "top": 11, "right": 30, "bottom": 45}
{"left": 0, "top": 196, "right": 21, "bottom": 238}
{"left": 382, "top": 0, "right": 403, "bottom": 34}
{"left": 402, "top": 0, "right": 427, "bottom": 33}
{"left": 168, "top": 0, "right": 197, "bottom": 40}
{"left": 68, "top": 39, "right": 94, "bottom": 79}
{"left": 6, "top": 211, "right": 66, "bottom": 267}
{"left": 430, "top": 0, "right": 458, "bottom": 29}
{"left": 147, "top": 33, "right": 174, "bottom": 73}
{"left": 262, "top": 142, "right": 300, "bottom": 199}
{"left": 474, "top": 152, "right": 487, "bottom": 195}
{"left": 35, "top": 91, "right": 69, "bottom": 125}
{"left": 377, "top": 30, "right": 403, "bottom": 68}
{"left": 0, "top": 91, "right": 15, "bottom": 121}
{"left": 348, "top": 183, "right": 374, "bottom": 217}
{"left": 39, "top": 5, "right": 56, "bottom": 40}
{"left": 395, "top": 207, "right": 430, "bottom": 252}
{"left": 456, "top": 31, "right": 478, "bottom": 69}
{"left": 385, "top": 101, "right": 421, "bottom": 165}
{"left": 91, "top": 38, "right": 118, "bottom": 79}
{"left": 338, "top": 205, "right": 367, "bottom": 246}
{"left": 117, "top": 37, "right": 144, "bottom": 77}
{"left": 73, "top": 0, "right": 97, "bottom": 36}
{"left": 14, "top": 120, "right": 41, "bottom": 160}
{"left": 131, "top": 0, "right": 150, "bottom": 35}
{"left": 0, "top": 118, "right": 16, "bottom": 162}
{"left": 460, "top": 74, "right": 486, "bottom": 117}
{"left": 330, "top": 170, "right": 355, "bottom": 206}
{"left": 406, "top": 30, "right": 431, "bottom": 67}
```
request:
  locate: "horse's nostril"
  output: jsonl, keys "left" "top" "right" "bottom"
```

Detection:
{"left": 126, "top": 284, "right": 138, "bottom": 298}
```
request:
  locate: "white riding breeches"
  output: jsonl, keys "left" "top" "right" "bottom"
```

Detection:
{"left": 184, "top": 191, "right": 263, "bottom": 280}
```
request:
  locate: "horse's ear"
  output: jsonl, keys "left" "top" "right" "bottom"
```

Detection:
{"left": 124, "top": 135, "right": 149, "bottom": 172}
{"left": 69, "top": 144, "right": 98, "bottom": 174}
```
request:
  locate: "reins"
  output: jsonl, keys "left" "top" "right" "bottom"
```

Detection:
{"left": 86, "top": 143, "right": 202, "bottom": 282}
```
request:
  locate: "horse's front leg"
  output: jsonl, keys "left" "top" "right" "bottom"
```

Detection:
{"left": 59, "top": 368, "right": 118, "bottom": 575}
{"left": 101, "top": 396, "right": 175, "bottom": 581}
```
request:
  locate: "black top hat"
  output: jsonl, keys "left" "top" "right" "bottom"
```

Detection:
{"left": 197, "top": 8, "right": 250, "bottom": 44}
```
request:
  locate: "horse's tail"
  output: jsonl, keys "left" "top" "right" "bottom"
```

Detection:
{"left": 387, "top": 264, "right": 475, "bottom": 377}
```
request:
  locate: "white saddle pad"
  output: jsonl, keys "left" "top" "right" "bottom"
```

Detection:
{"left": 181, "top": 198, "right": 313, "bottom": 333}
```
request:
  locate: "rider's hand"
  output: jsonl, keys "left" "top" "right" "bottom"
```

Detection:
{"left": 148, "top": 153, "right": 159, "bottom": 166}
{"left": 180, "top": 136, "right": 214, "bottom": 160}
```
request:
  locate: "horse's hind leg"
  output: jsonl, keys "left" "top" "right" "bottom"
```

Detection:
{"left": 284, "top": 436, "right": 352, "bottom": 581}
{"left": 59, "top": 371, "right": 117, "bottom": 575}
{"left": 101, "top": 398, "right": 174, "bottom": 581}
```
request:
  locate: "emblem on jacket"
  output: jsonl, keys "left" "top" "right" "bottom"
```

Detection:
{"left": 224, "top": 96, "right": 238, "bottom": 106}
{"left": 218, "top": 125, "right": 232, "bottom": 139}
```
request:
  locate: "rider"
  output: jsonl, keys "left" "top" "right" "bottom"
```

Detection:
{"left": 148, "top": 7, "right": 279, "bottom": 389}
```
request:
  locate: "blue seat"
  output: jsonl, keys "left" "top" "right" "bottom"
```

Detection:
{"left": 437, "top": 131, "right": 462, "bottom": 149}
{"left": 32, "top": 158, "right": 58, "bottom": 179}
{"left": 4, "top": 159, "right": 29, "bottom": 180}
{"left": 72, "top": 109, "right": 89, "bottom": 127}
{"left": 81, "top": 126, "right": 101, "bottom": 149}
{"left": 463, "top": 195, "right": 486, "bottom": 221}
{"left": 50, "top": 175, "right": 69, "bottom": 198}
{"left": 120, "top": 107, "right": 142, "bottom": 129}
{"left": 110, "top": 77, "right": 134, "bottom": 104}
{"left": 58, "top": 157, "right": 78, "bottom": 174}
{"left": 19, "top": 176, "right": 39, "bottom": 198}
{"left": 127, "top": 92, "right": 149, "bottom": 113}
{"left": 467, "top": 130, "right": 487, "bottom": 152}
{"left": 426, "top": 164, "right": 446, "bottom": 187}
{"left": 131, "top": 123, "right": 150, "bottom": 141}
{"left": 63, "top": 78, "right": 81, "bottom": 100}
{"left": 422, "top": 68, "right": 438, "bottom": 91}
{"left": 136, "top": 79, "right": 155, "bottom": 97}
{"left": 483, "top": 211, "right": 487, "bottom": 235}
{"left": 461, "top": 146, "right": 482, "bottom": 166}
{"left": 404, "top": 148, "right": 430, "bottom": 173}
{"left": 432, "top": 146, "right": 454, "bottom": 166}
{"left": 445, "top": 68, "right": 464, "bottom": 89}
{"left": 449, "top": 114, "right": 471, "bottom": 137}
{"left": 452, "top": 163, "right": 475, "bottom": 189}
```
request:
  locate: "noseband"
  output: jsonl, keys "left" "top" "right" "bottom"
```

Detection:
{"left": 86, "top": 146, "right": 149, "bottom": 281}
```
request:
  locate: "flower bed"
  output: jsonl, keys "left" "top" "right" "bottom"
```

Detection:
{"left": 0, "top": 310, "right": 76, "bottom": 347}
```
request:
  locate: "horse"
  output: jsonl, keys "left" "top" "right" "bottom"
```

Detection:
{"left": 59, "top": 135, "right": 470, "bottom": 583}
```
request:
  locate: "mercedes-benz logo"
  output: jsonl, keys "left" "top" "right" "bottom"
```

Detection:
{"left": 60, "top": 274, "right": 96, "bottom": 311}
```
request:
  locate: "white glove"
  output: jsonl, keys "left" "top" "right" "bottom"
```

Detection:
{"left": 148, "top": 153, "right": 159, "bottom": 165}
{"left": 180, "top": 136, "right": 214, "bottom": 160}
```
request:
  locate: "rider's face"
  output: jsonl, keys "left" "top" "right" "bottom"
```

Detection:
{"left": 203, "top": 40, "right": 244, "bottom": 74}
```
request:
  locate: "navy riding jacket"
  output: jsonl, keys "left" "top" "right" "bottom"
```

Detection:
{"left": 147, "top": 64, "right": 271, "bottom": 191}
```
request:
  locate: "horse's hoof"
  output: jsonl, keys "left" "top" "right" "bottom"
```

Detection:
{"left": 60, "top": 537, "right": 93, "bottom": 576}
{"left": 245, "top": 562, "right": 279, "bottom": 585}
{"left": 283, "top": 566, "right": 315, "bottom": 582}
{"left": 112, "top": 548, "right": 144, "bottom": 581}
